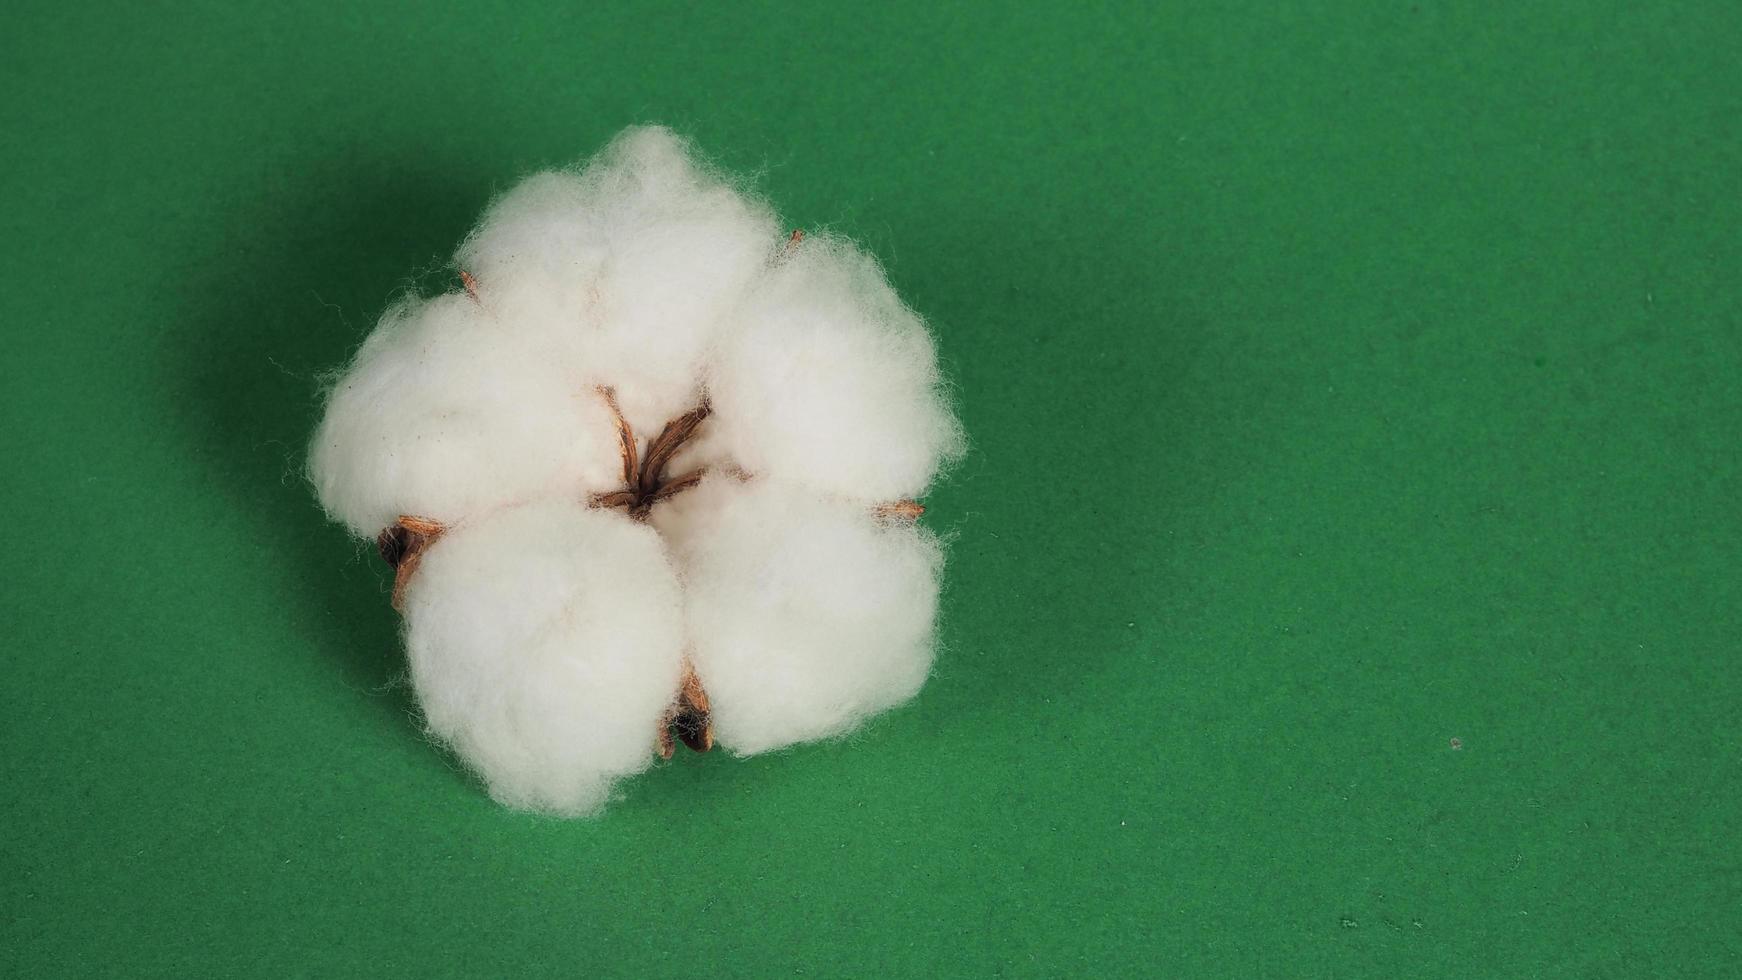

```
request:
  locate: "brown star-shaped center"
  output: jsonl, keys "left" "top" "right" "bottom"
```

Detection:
{"left": 585, "top": 386, "right": 711, "bottom": 521}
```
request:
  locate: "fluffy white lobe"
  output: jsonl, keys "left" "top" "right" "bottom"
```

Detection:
{"left": 402, "top": 502, "right": 684, "bottom": 816}
{"left": 655, "top": 479, "right": 943, "bottom": 755}
{"left": 706, "top": 234, "right": 965, "bottom": 502}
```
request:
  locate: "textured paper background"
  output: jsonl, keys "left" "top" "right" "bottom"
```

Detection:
{"left": 3, "top": 2, "right": 1738, "bottom": 975}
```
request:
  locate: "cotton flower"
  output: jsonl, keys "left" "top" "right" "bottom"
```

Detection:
{"left": 309, "top": 126, "right": 963, "bottom": 816}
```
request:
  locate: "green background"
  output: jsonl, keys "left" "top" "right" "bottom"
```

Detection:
{"left": 3, "top": 1, "right": 1738, "bottom": 976}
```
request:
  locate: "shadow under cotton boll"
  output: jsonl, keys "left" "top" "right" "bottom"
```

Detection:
{"left": 172, "top": 146, "right": 492, "bottom": 756}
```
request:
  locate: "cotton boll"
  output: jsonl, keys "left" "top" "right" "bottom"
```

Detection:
{"left": 308, "top": 292, "right": 623, "bottom": 537}
{"left": 456, "top": 126, "right": 781, "bottom": 433}
{"left": 706, "top": 233, "right": 964, "bottom": 503}
{"left": 311, "top": 125, "right": 965, "bottom": 816}
{"left": 400, "top": 501, "right": 686, "bottom": 815}
{"left": 661, "top": 478, "right": 943, "bottom": 756}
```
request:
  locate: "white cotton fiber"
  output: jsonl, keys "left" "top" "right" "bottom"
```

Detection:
{"left": 455, "top": 127, "right": 780, "bottom": 433}
{"left": 308, "top": 292, "right": 622, "bottom": 537}
{"left": 310, "top": 124, "right": 963, "bottom": 815}
{"left": 400, "top": 501, "right": 685, "bottom": 816}
{"left": 704, "top": 233, "right": 965, "bottom": 503}
{"left": 656, "top": 478, "right": 943, "bottom": 756}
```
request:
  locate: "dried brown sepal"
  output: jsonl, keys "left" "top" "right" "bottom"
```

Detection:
{"left": 638, "top": 400, "right": 711, "bottom": 498}
{"left": 376, "top": 526, "right": 412, "bottom": 567}
{"left": 657, "top": 660, "right": 713, "bottom": 757}
{"left": 676, "top": 662, "right": 713, "bottom": 751}
{"left": 874, "top": 500, "right": 926, "bottom": 522}
{"left": 587, "top": 488, "right": 639, "bottom": 510}
{"left": 672, "top": 701, "right": 712, "bottom": 752}
{"left": 397, "top": 515, "right": 447, "bottom": 536}
{"left": 377, "top": 515, "right": 446, "bottom": 611}
{"left": 595, "top": 385, "right": 638, "bottom": 487}
{"left": 650, "top": 468, "right": 707, "bottom": 502}
{"left": 773, "top": 228, "right": 805, "bottom": 267}
{"left": 587, "top": 391, "right": 714, "bottom": 520}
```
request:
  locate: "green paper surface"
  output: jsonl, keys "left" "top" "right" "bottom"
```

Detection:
{"left": 3, "top": 2, "right": 1738, "bottom": 976}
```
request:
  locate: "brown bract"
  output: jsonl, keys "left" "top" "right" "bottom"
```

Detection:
{"left": 376, "top": 515, "right": 445, "bottom": 612}
{"left": 585, "top": 385, "right": 712, "bottom": 521}
{"left": 657, "top": 662, "right": 713, "bottom": 759}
